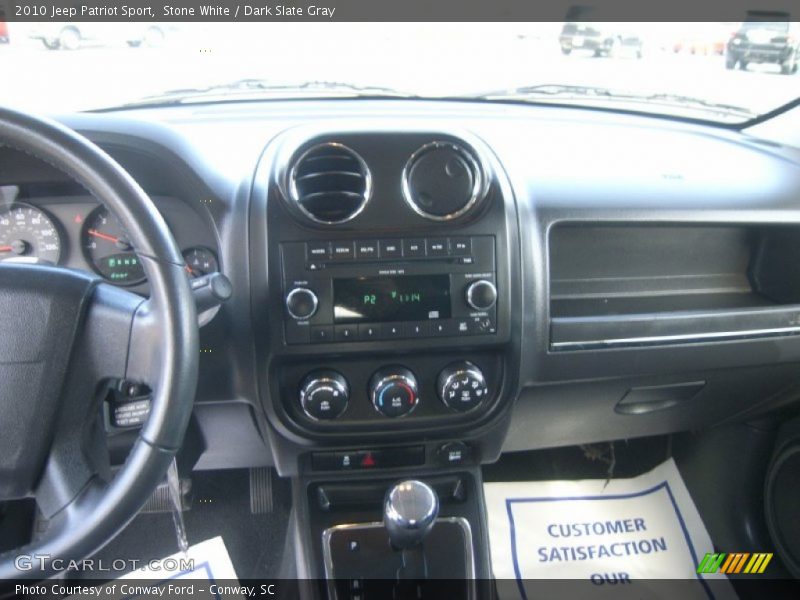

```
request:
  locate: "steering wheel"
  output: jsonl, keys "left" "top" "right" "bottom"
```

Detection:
{"left": 0, "top": 106, "right": 199, "bottom": 579}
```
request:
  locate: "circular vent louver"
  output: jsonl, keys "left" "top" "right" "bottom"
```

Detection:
{"left": 288, "top": 143, "right": 371, "bottom": 225}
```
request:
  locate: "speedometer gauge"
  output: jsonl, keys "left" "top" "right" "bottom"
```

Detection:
{"left": 82, "top": 206, "right": 146, "bottom": 285}
{"left": 0, "top": 203, "right": 62, "bottom": 264}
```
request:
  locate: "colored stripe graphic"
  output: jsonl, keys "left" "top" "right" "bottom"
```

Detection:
{"left": 720, "top": 553, "right": 737, "bottom": 573}
{"left": 696, "top": 554, "right": 713, "bottom": 574}
{"left": 697, "top": 552, "right": 773, "bottom": 574}
{"left": 732, "top": 553, "right": 749, "bottom": 574}
{"left": 756, "top": 553, "right": 773, "bottom": 574}
{"left": 697, "top": 553, "right": 726, "bottom": 574}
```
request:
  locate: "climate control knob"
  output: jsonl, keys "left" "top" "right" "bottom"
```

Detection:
{"left": 370, "top": 367, "right": 419, "bottom": 418}
{"left": 465, "top": 279, "right": 497, "bottom": 311}
{"left": 286, "top": 287, "right": 318, "bottom": 320}
{"left": 299, "top": 370, "right": 349, "bottom": 420}
{"left": 437, "top": 361, "right": 488, "bottom": 412}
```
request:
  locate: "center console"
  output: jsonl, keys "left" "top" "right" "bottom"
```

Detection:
{"left": 249, "top": 124, "right": 521, "bottom": 592}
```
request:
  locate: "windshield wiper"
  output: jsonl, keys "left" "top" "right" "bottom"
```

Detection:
{"left": 469, "top": 84, "right": 756, "bottom": 119}
{"left": 115, "top": 79, "right": 416, "bottom": 108}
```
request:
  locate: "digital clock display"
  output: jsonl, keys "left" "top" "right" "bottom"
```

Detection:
{"left": 333, "top": 275, "right": 451, "bottom": 323}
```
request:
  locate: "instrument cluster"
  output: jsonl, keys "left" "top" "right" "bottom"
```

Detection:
{"left": 0, "top": 191, "right": 219, "bottom": 290}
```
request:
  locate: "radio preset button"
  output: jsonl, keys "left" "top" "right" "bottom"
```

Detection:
{"left": 307, "top": 242, "right": 331, "bottom": 261}
{"left": 403, "top": 239, "right": 426, "bottom": 257}
{"left": 384, "top": 323, "right": 404, "bottom": 338}
{"left": 332, "top": 241, "right": 355, "bottom": 260}
{"left": 405, "top": 321, "right": 430, "bottom": 337}
{"left": 355, "top": 240, "right": 379, "bottom": 259}
{"left": 379, "top": 239, "right": 402, "bottom": 258}
{"left": 334, "top": 325, "right": 358, "bottom": 341}
{"left": 451, "top": 237, "right": 471, "bottom": 256}
{"left": 310, "top": 325, "right": 334, "bottom": 343}
{"left": 358, "top": 323, "right": 382, "bottom": 340}
{"left": 430, "top": 321, "right": 448, "bottom": 336}
{"left": 427, "top": 238, "right": 449, "bottom": 256}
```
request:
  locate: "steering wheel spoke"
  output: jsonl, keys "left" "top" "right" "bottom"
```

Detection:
{"left": 31, "top": 282, "right": 147, "bottom": 519}
{"left": 82, "top": 283, "right": 149, "bottom": 382}
{"left": 82, "top": 282, "right": 164, "bottom": 387}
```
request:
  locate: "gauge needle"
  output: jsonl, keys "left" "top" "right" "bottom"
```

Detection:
{"left": 0, "top": 246, "right": 12, "bottom": 253}
{"left": 87, "top": 229, "right": 119, "bottom": 243}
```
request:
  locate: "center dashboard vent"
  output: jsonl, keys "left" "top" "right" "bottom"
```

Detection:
{"left": 287, "top": 143, "right": 371, "bottom": 225}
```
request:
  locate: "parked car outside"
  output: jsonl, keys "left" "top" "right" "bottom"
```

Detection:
{"left": 559, "top": 22, "right": 643, "bottom": 58}
{"left": 726, "top": 20, "right": 800, "bottom": 74}
{"left": 27, "top": 23, "right": 173, "bottom": 50}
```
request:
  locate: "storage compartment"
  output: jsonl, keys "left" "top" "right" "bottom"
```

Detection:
{"left": 549, "top": 224, "right": 800, "bottom": 349}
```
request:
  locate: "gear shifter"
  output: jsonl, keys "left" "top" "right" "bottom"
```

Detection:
{"left": 324, "top": 479, "right": 471, "bottom": 588}
{"left": 384, "top": 480, "right": 440, "bottom": 582}
{"left": 384, "top": 480, "right": 439, "bottom": 549}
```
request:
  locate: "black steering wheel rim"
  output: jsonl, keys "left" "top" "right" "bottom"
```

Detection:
{"left": 0, "top": 106, "right": 198, "bottom": 579}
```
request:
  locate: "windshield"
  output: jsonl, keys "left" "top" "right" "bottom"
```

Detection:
{"left": 2, "top": 22, "right": 799, "bottom": 123}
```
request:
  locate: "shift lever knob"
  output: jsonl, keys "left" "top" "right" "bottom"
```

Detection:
{"left": 384, "top": 480, "right": 439, "bottom": 549}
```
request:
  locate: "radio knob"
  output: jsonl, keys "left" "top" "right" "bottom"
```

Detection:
{"left": 299, "top": 370, "right": 349, "bottom": 420}
{"left": 286, "top": 287, "right": 318, "bottom": 320}
{"left": 437, "top": 361, "right": 488, "bottom": 412}
{"left": 465, "top": 279, "right": 497, "bottom": 311}
{"left": 370, "top": 367, "right": 419, "bottom": 418}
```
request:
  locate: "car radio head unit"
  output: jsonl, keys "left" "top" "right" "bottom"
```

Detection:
{"left": 280, "top": 235, "right": 497, "bottom": 344}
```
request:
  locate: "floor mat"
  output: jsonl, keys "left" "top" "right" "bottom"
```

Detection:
{"left": 484, "top": 459, "right": 736, "bottom": 599}
{"left": 72, "top": 469, "right": 291, "bottom": 580}
{"left": 67, "top": 537, "right": 242, "bottom": 600}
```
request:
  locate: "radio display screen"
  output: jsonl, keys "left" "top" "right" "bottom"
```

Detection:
{"left": 333, "top": 275, "right": 451, "bottom": 324}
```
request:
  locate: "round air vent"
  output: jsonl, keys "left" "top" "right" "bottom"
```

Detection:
{"left": 402, "top": 142, "right": 486, "bottom": 221}
{"left": 288, "top": 143, "right": 371, "bottom": 225}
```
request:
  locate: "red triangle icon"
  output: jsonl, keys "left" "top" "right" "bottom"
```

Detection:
{"left": 361, "top": 453, "right": 376, "bottom": 467}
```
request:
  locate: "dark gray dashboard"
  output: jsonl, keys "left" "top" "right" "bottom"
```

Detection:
{"left": 13, "top": 98, "right": 800, "bottom": 473}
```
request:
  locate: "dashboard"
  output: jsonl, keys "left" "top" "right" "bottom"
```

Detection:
{"left": 4, "top": 99, "right": 800, "bottom": 476}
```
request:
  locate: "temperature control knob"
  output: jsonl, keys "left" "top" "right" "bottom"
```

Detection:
{"left": 299, "top": 370, "right": 349, "bottom": 420}
{"left": 286, "top": 287, "right": 318, "bottom": 320}
{"left": 437, "top": 361, "right": 488, "bottom": 412}
{"left": 465, "top": 279, "right": 497, "bottom": 311}
{"left": 370, "top": 367, "right": 419, "bottom": 418}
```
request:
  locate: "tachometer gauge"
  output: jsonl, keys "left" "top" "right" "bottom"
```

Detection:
{"left": 82, "top": 206, "right": 146, "bottom": 285}
{"left": 183, "top": 246, "right": 219, "bottom": 278}
{"left": 0, "top": 203, "right": 62, "bottom": 264}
